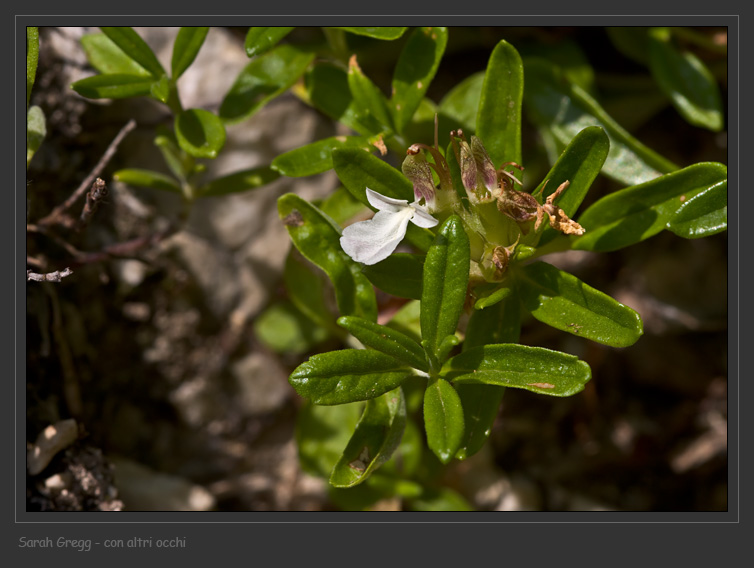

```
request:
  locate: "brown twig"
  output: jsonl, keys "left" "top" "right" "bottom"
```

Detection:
{"left": 27, "top": 267, "right": 74, "bottom": 283}
{"left": 75, "top": 178, "right": 108, "bottom": 232}
{"left": 37, "top": 119, "right": 136, "bottom": 228}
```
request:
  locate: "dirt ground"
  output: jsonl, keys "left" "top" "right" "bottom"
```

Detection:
{"left": 25, "top": 27, "right": 728, "bottom": 512}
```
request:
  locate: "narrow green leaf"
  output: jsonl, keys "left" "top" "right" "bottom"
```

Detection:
{"left": 361, "top": 253, "right": 424, "bottom": 300}
{"left": 666, "top": 180, "right": 727, "bottom": 238}
{"left": 71, "top": 74, "right": 155, "bottom": 99}
{"left": 442, "top": 344, "right": 592, "bottom": 397}
{"left": 385, "top": 300, "right": 422, "bottom": 346}
{"left": 648, "top": 27, "right": 724, "bottom": 131}
{"left": 533, "top": 125, "right": 610, "bottom": 246}
{"left": 296, "top": 401, "right": 363, "bottom": 478}
{"left": 335, "top": 27, "right": 407, "bottom": 40}
{"left": 516, "top": 261, "right": 643, "bottom": 347}
{"left": 574, "top": 162, "right": 728, "bottom": 252}
{"left": 283, "top": 249, "right": 339, "bottom": 332}
{"left": 349, "top": 56, "right": 395, "bottom": 132}
{"left": 524, "top": 58, "right": 677, "bottom": 185}
{"left": 27, "top": 27, "right": 39, "bottom": 108}
{"left": 407, "top": 486, "right": 473, "bottom": 511}
{"left": 100, "top": 27, "right": 165, "bottom": 78}
{"left": 473, "top": 282, "right": 515, "bottom": 310}
{"left": 244, "top": 27, "right": 294, "bottom": 57}
{"left": 338, "top": 316, "right": 428, "bottom": 372}
{"left": 149, "top": 74, "right": 170, "bottom": 103}
{"left": 303, "top": 63, "right": 367, "bottom": 134}
{"left": 113, "top": 168, "right": 181, "bottom": 193}
{"left": 289, "top": 350, "right": 414, "bottom": 405}
{"left": 421, "top": 215, "right": 470, "bottom": 361}
{"left": 81, "top": 33, "right": 151, "bottom": 76}
{"left": 272, "top": 136, "right": 373, "bottom": 177}
{"left": 332, "top": 147, "right": 435, "bottom": 252}
{"left": 391, "top": 27, "right": 448, "bottom": 134}
{"left": 424, "top": 378, "right": 465, "bottom": 464}
{"left": 171, "top": 27, "right": 209, "bottom": 79}
{"left": 476, "top": 40, "right": 524, "bottom": 168}
{"left": 174, "top": 108, "right": 227, "bottom": 159}
{"left": 330, "top": 388, "right": 407, "bottom": 487}
{"left": 455, "top": 294, "right": 520, "bottom": 460}
{"left": 606, "top": 27, "right": 651, "bottom": 65}
{"left": 197, "top": 166, "right": 279, "bottom": 197}
{"left": 278, "top": 193, "right": 377, "bottom": 321}
{"left": 219, "top": 44, "right": 314, "bottom": 124}
{"left": 438, "top": 72, "right": 485, "bottom": 136}
{"left": 318, "top": 186, "right": 369, "bottom": 226}
{"left": 154, "top": 128, "right": 193, "bottom": 183}
{"left": 254, "top": 300, "right": 329, "bottom": 354}
{"left": 26, "top": 105, "right": 46, "bottom": 168}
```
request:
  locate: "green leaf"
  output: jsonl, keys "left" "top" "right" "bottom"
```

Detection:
{"left": 524, "top": 58, "right": 677, "bottom": 185}
{"left": 278, "top": 193, "right": 377, "bottom": 321}
{"left": 71, "top": 73, "right": 155, "bottom": 99}
{"left": 361, "top": 253, "right": 424, "bottom": 300}
{"left": 26, "top": 105, "right": 46, "bottom": 168}
{"left": 574, "top": 162, "right": 728, "bottom": 252}
{"left": 407, "top": 487, "right": 473, "bottom": 511}
{"left": 303, "top": 63, "right": 366, "bottom": 134}
{"left": 516, "top": 261, "right": 643, "bottom": 347}
{"left": 334, "top": 27, "right": 407, "bottom": 40}
{"left": 174, "top": 108, "right": 227, "bottom": 159}
{"left": 254, "top": 300, "right": 329, "bottom": 355}
{"left": 534, "top": 126, "right": 610, "bottom": 246}
{"left": 332, "top": 147, "right": 435, "bottom": 252}
{"left": 391, "top": 27, "right": 448, "bottom": 134}
{"left": 438, "top": 72, "right": 485, "bottom": 136}
{"left": 424, "top": 378, "right": 465, "bottom": 464}
{"left": 666, "top": 180, "right": 727, "bottom": 238}
{"left": 219, "top": 44, "right": 314, "bottom": 124}
{"left": 455, "top": 293, "right": 520, "bottom": 460}
{"left": 318, "top": 186, "right": 368, "bottom": 226}
{"left": 171, "top": 27, "right": 209, "bottom": 79}
{"left": 197, "top": 166, "right": 279, "bottom": 197}
{"left": 149, "top": 74, "right": 170, "bottom": 103}
{"left": 27, "top": 27, "right": 39, "bottom": 108}
{"left": 330, "top": 388, "right": 407, "bottom": 487}
{"left": 476, "top": 40, "right": 524, "bottom": 168}
{"left": 385, "top": 300, "right": 423, "bottom": 345}
{"left": 154, "top": 128, "right": 193, "bottom": 182}
{"left": 244, "top": 27, "right": 294, "bottom": 57}
{"left": 421, "top": 215, "right": 470, "bottom": 362}
{"left": 113, "top": 168, "right": 181, "bottom": 193}
{"left": 80, "top": 33, "right": 152, "bottom": 76}
{"left": 349, "top": 56, "right": 395, "bottom": 132}
{"left": 289, "top": 350, "right": 415, "bottom": 405}
{"left": 442, "top": 344, "right": 592, "bottom": 397}
{"left": 337, "top": 316, "right": 428, "bottom": 372}
{"left": 272, "top": 136, "right": 373, "bottom": 177}
{"left": 296, "top": 401, "right": 363, "bottom": 478}
{"left": 100, "top": 27, "right": 165, "bottom": 78}
{"left": 648, "top": 27, "right": 724, "bottom": 131}
{"left": 606, "top": 27, "right": 651, "bottom": 65}
{"left": 283, "top": 249, "right": 339, "bottom": 332}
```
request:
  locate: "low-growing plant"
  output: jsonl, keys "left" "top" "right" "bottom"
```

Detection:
{"left": 274, "top": 31, "right": 726, "bottom": 509}
{"left": 27, "top": 26, "right": 727, "bottom": 511}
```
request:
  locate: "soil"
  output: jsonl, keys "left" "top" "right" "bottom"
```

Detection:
{"left": 25, "top": 27, "right": 728, "bottom": 512}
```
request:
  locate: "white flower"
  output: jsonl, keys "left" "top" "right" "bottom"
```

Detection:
{"left": 340, "top": 188, "right": 439, "bottom": 265}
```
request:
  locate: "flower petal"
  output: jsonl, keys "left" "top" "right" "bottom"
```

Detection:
{"left": 340, "top": 208, "right": 413, "bottom": 265}
{"left": 365, "top": 188, "right": 409, "bottom": 213}
{"left": 409, "top": 204, "right": 440, "bottom": 229}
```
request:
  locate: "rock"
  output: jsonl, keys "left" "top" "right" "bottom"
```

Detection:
{"left": 109, "top": 456, "right": 216, "bottom": 511}
{"left": 230, "top": 351, "right": 291, "bottom": 416}
{"left": 27, "top": 419, "right": 79, "bottom": 476}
